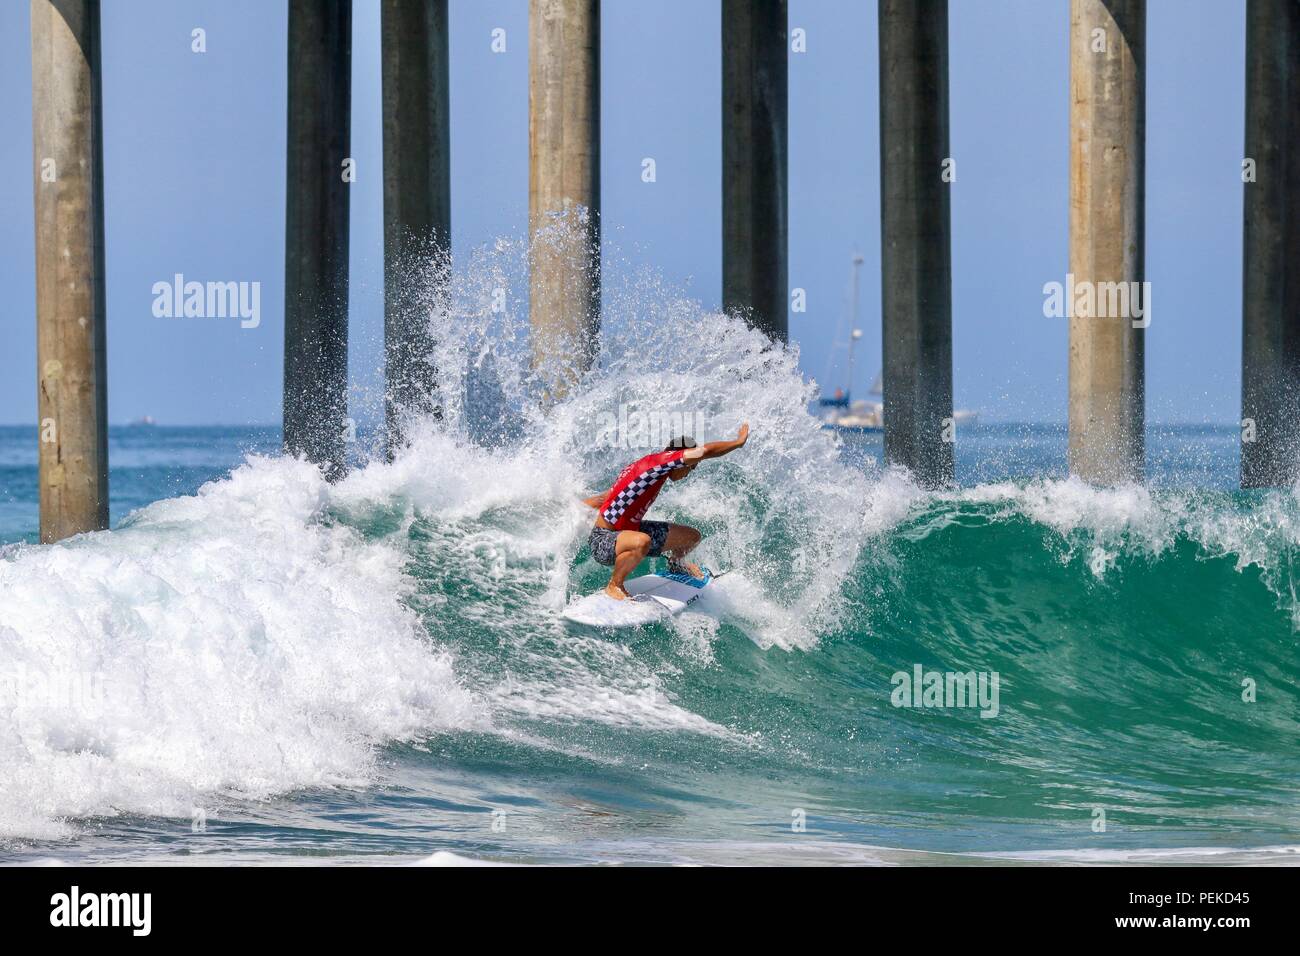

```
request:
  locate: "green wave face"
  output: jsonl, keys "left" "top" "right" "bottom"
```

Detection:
{"left": 832, "top": 494, "right": 1300, "bottom": 846}
{"left": 364, "top": 463, "right": 1300, "bottom": 856}
{"left": 342, "top": 284, "right": 1300, "bottom": 859}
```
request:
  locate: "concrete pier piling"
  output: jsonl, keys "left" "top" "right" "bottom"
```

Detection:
{"left": 284, "top": 0, "right": 352, "bottom": 480}
{"left": 1241, "top": 0, "right": 1300, "bottom": 488}
{"left": 529, "top": 0, "right": 600, "bottom": 403}
{"left": 381, "top": 0, "right": 450, "bottom": 456}
{"left": 1067, "top": 0, "right": 1146, "bottom": 485}
{"left": 878, "top": 0, "right": 953, "bottom": 487}
{"left": 31, "top": 0, "right": 109, "bottom": 542}
{"left": 722, "top": 0, "right": 788, "bottom": 343}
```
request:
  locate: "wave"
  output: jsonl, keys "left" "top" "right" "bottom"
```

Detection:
{"left": 0, "top": 456, "right": 481, "bottom": 839}
{"left": 2, "top": 242, "right": 1298, "bottom": 848}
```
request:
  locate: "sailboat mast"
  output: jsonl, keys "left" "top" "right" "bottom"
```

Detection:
{"left": 848, "top": 252, "right": 864, "bottom": 399}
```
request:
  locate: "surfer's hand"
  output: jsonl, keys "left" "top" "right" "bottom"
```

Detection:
{"left": 696, "top": 425, "right": 750, "bottom": 461}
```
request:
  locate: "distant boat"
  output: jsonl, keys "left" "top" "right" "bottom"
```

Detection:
{"left": 127, "top": 415, "right": 158, "bottom": 427}
{"left": 817, "top": 254, "right": 977, "bottom": 435}
{"left": 820, "top": 390, "right": 883, "bottom": 433}
{"left": 819, "top": 254, "right": 883, "bottom": 433}
{"left": 820, "top": 374, "right": 979, "bottom": 434}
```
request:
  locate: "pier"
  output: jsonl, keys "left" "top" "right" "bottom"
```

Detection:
{"left": 31, "top": 0, "right": 109, "bottom": 542}
{"left": 23, "top": 1, "right": 1300, "bottom": 543}
{"left": 1067, "top": 0, "right": 1146, "bottom": 486}
{"left": 878, "top": 0, "right": 953, "bottom": 487}
{"left": 528, "top": 0, "right": 601, "bottom": 403}
{"left": 381, "top": 0, "right": 452, "bottom": 454}
{"left": 283, "top": 0, "right": 352, "bottom": 482}
{"left": 722, "top": 0, "right": 789, "bottom": 344}
{"left": 1241, "top": 0, "right": 1300, "bottom": 488}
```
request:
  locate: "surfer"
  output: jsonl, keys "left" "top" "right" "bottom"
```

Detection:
{"left": 582, "top": 424, "right": 750, "bottom": 600}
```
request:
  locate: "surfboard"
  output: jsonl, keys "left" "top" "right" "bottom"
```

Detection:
{"left": 562, "top": 569, "right": 717, "bottom": 628}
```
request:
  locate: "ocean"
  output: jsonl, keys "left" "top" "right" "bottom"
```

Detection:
{"left": 1, "top": 310, "right": 1298, "bottom": 866}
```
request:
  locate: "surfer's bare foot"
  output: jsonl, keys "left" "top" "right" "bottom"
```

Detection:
{"left": 672, "top": 561, "right": 705, "bottom": 579}
{"left": 605, "top": 583, "right": 630, "bottom": 601}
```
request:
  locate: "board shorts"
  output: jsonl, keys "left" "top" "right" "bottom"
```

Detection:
{"left": 588, "top": 520, "right": 672, "bottom": 567}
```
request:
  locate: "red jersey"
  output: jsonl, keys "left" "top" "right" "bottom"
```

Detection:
{"left": 599, "top": 449, "right": 686, "bottom": 531}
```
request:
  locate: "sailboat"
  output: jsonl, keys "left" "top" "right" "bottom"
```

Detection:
{"left": 818, "top": 254, "right": 978, "bottom": 434}
{"left": 820, "top": 371, "right": 979, "bottom": 433}
{"left": 818, "top": 254, "right": 883, "bottom": 432}
{"left": 819, "top": 366, "right": 885, "bottom": 433}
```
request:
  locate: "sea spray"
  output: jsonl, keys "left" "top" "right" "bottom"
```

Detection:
{"left": 404, "top": 233, "right": 878, "bottom": 649}
{"left": 0, "top": 456, "right": 481, "bottom": 839}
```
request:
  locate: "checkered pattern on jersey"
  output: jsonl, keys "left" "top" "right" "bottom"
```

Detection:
{"left": 602, "top": 462, "right": 676, "bottom": 525}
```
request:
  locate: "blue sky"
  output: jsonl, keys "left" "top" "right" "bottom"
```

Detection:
{"left": 0, "top": 0, "right": 1244, "bottom": 425}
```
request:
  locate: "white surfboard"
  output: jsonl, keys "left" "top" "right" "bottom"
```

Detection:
{"left": 562, "top": 569, "right": 717, "bottom": 628}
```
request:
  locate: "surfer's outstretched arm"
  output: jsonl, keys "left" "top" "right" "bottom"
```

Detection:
{"left": 684, "top": 423, "right": 749, "bottom": 463}
{"left": 581, "top": 493, "right": 607, "bottom": 509}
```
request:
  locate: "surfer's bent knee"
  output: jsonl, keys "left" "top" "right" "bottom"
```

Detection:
{"left": 587, "top": 523, "right": 670, "bottom": 567}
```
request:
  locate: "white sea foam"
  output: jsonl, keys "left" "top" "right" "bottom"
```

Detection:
{"left": 966, "top": 478, "right": 1300, "bottom": 615}
{"left": 403, "top": 247, "right": 878, "bottom": 652}
{"left": 6, "top": 375, "right": 1295, "bottom": 842}
{"left": 969, "top": 844, "right": 1300, "bottom": 866}
{"left": 858, "top": 470, "right": 1300, "bottom": 621}
{"left": 328, "top": 426, "right": 744, "bottom": 738}
{"left": 0, "top": 455, "right": 482, "bottom": 840}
